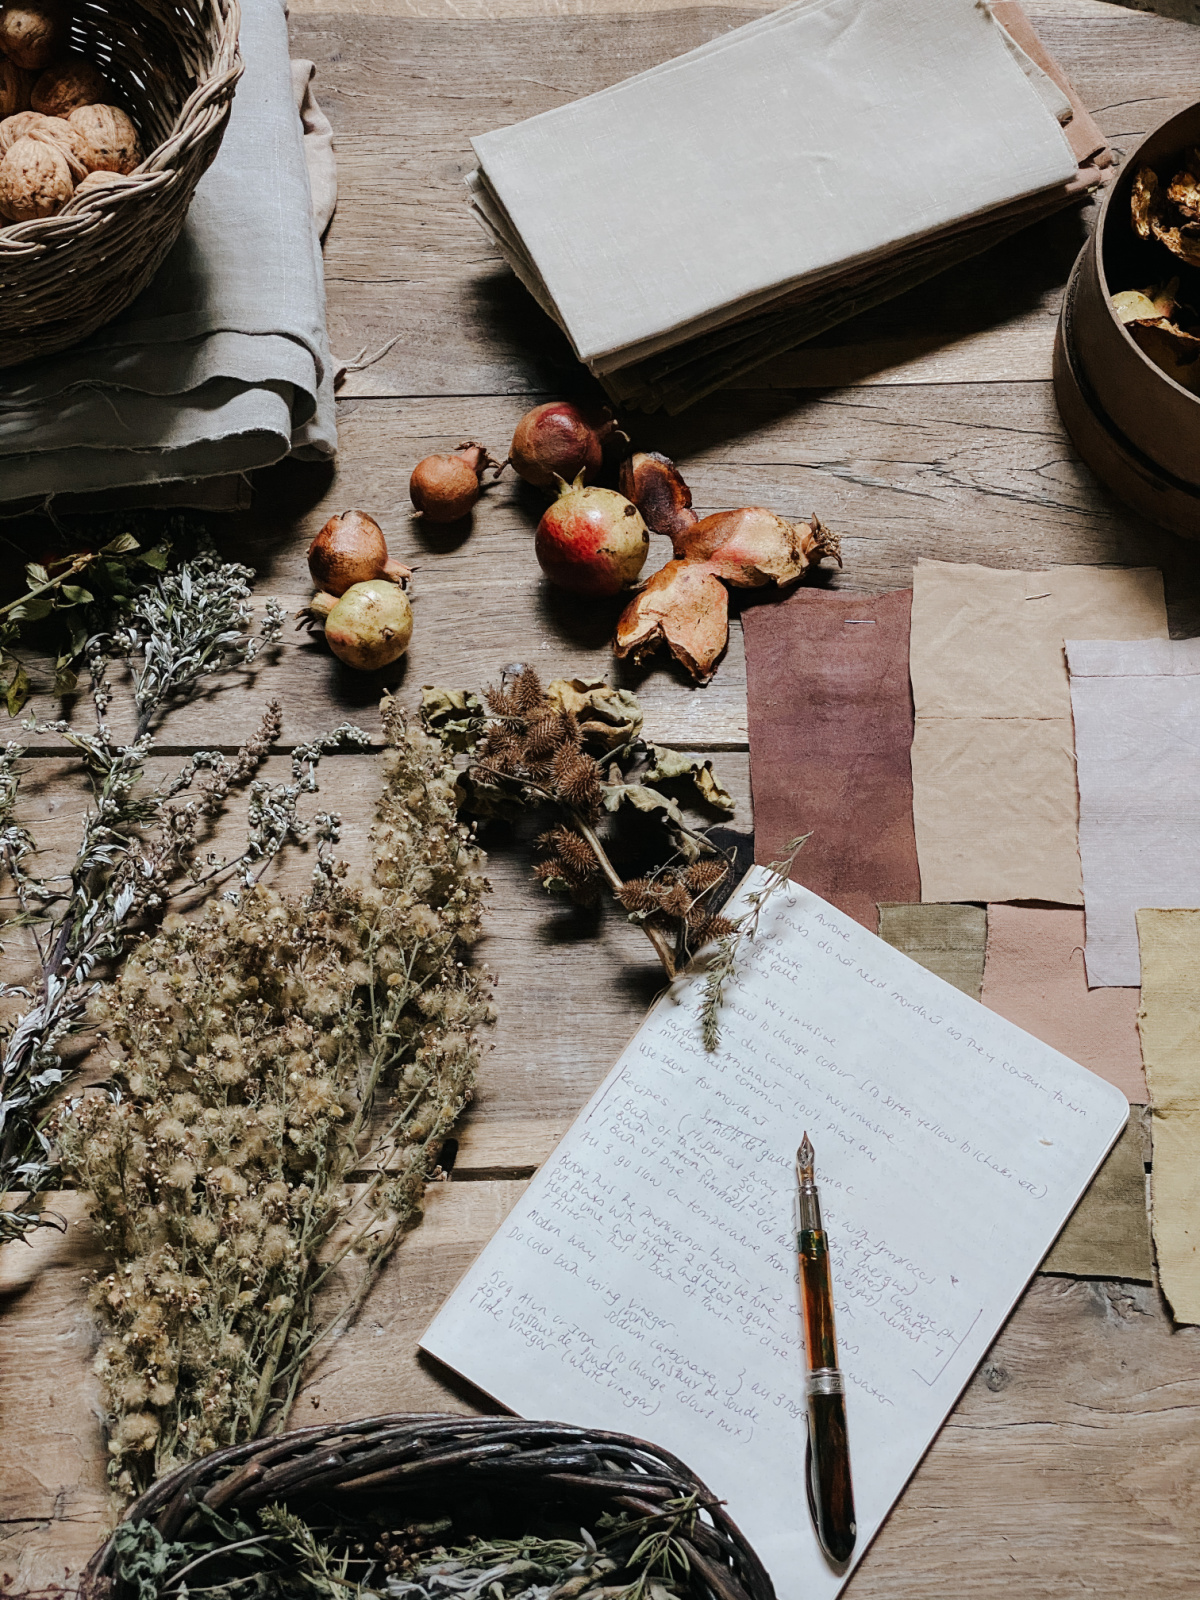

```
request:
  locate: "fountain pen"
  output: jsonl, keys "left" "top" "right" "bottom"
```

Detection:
{"left": 796, "top": 1133, "right": 857, "bottom": 1566}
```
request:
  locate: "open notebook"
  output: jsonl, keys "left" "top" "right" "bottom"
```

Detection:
{"left": 422, "top": 872, "right": 1128, "bottom": 1597}
{"left": 467, "top": 0, "right": 1109, "bottom": 411}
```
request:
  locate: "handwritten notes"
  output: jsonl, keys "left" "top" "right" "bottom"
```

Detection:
{"left": 422, "top": 874, "right": 1128, "bottom": 1598}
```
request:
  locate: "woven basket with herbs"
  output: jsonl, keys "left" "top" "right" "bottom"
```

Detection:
{"left": 0, "top": 0, "right": 241, "bottom": 367}
{"left": 83, "top": 1415, "right": 776, "bottom": 1600}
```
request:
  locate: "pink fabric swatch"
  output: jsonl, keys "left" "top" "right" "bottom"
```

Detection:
{"left": 981, "top": 903, "right": 1147, "bottom": 1101}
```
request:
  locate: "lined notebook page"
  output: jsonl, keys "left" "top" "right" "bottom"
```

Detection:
{"left": 422, "top": 875, "right": 1127, "bottom": 1598}
{"left": 470, "top": 0, "right": 1078, "bottom": 364}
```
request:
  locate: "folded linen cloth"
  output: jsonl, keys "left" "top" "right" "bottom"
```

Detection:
{"left": 0, "top": 0, "right": 335, "bottom": 505}
{"left": 468, "top": 0, "right": 1106, "bottom": 411}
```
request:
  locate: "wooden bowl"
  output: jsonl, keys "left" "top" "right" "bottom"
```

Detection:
{"left": 1054, "top": 101, "right": 1200, "bottom": 539}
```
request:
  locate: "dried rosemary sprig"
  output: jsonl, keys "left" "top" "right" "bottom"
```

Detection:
{"left": 424, "top": 668, "right": 736, "bottom": 978}
{"left": 55, "top": 699, "right": 491, "bottom": 1499}
{"left": 699, "top": 834, "right": 809, "bottom": 1051}
{"left": 102, "top": 1491, "right": 704, "bottom": 1600}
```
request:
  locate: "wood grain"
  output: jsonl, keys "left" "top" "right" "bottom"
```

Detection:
{"left": 4, "top": 1, "right": 1199, "bottom": 1593}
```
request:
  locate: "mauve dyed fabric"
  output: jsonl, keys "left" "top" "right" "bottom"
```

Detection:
{"left": 744, "top": 587, "right": 920, "bottom": 932}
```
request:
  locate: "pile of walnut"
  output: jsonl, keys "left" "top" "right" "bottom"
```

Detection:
{"left": 0, "top": 2, "right": 142, "bottom": 225}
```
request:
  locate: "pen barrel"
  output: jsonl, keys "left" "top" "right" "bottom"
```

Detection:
{"left": 798, "top": 1227, "right": 839, "bottom": 1372}
{"left": 807, "top": 1385, "right": 857, "bottom": 1565}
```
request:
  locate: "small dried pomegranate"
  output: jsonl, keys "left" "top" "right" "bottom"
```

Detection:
{"left": 535, "top": 474, "right": 650, "bottom": 597}
{"left": 409, "top": 442, "right": 499, "bottom": 522}
{"left": 315, "top": 579, "right": 413, "bottom": 671}
{"left": 308, "top": 510, "right": 411, "bottom": 597}
{"left": 509, "top": 401, "right": 623, "bottom": 490}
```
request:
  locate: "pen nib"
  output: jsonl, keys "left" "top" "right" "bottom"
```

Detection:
{"left": 797, "top": 1132, "right": 814, "bottom": 1183}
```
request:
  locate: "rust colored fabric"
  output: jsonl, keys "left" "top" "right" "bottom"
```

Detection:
{"left": 745, "top": 587, "right": 920, "bottom": 933}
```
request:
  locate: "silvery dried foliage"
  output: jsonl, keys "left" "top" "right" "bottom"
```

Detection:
{"left": 56, "top": 699, "right": 492, "bottom": 1498}
{"left": 0, "top": 543, "right": 329, "bottom": 1244}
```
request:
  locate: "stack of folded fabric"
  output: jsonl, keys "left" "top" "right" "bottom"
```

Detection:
{"left": 468, "top": 0, "right": 1109, "bottom": 412}
{"left": 0, "top": 0, "right": 336, "bottom": 511}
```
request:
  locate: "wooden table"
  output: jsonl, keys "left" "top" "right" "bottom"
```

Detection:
{"left": 4, "top": 0, "right": 1200, "bottom": 1591}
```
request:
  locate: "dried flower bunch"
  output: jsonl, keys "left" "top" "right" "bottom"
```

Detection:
{"left": 1, "top": 543, "right": 297, "bottom": 1244}
{"left": 55, "top": 697, "right": 491, "bottom": 1497}
{"left": 424, "top": 668, "right": 737, "bottom": 978}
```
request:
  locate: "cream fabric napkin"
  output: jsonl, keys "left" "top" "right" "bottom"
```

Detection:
{"left": 909, "top": 561, "right": 1168, "bottom": 907}
{"left": 1136, "top": 909, "right": 1200, "bottom": 1324}
{"left": 469, "top": 0, "right": 1082, "bottom": 408}
{"left": 0, "top": 0, "right": 335, "bottom": 504}
{"left": 1068, "top": 637, "right": 1200, "bottom": 987}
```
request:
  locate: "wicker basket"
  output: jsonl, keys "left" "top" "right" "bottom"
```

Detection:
{"left": 84, "top": 1414, "right": 777, "bottom": 1600}
{"left": 0, "top": 0, "right": 242, "bottom": 369}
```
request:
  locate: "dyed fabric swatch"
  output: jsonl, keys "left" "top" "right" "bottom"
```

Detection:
{"left": 878, "top": 902, "right": 987, "bottom": 999}
{"left": 745, "top": 587, "right": 919, "bottom": 932}
{"left": 910, "top": 560, "right": 1167, "bottom": 906}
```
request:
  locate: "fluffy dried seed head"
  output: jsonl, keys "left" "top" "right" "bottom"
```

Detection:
{"left": 512, "top": 664, "right": 546, "bottom": 714}
{"left": 551, "top": 746, "right": 602, "bottom": 815}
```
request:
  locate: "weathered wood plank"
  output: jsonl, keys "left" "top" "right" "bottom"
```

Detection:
{"left": 7, "top": 1184, "right": 1198, "bottom": 1597}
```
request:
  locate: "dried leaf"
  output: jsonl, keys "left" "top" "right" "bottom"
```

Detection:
{"left": 601, "top": 780, "right": 686, "bottom": 828}
{"left": 1132, "top": 165, "right": 1159, "bottom": 239}
{"left": 544, "top": 676, "right": 644, "bottom": 750}
{"left": 421, "top": 685, "right": 486, "bottom": 751}
{"left": 4, "top": 662, "right": 29, "bottom": 717}
{"left": 613, "top": 559, "right": 730, "bottom": 683}
{"left": 644, "top": 745, "right": 735, "bottom": 812}
{"left": 618, "top": 451, "right": 699, "bottom": 544}
{"left": 1166, "top": 149, "right": 1200, "bottom": 223}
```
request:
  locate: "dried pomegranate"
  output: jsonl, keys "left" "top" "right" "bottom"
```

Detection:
{"left": 409, "top": 442, "right": 500, "bottom": 522}
{"left": 308, "top": 509, "right": 412, "bottom": 597}
{"left": 535, "top": 473, "right": 650, "bottom": 596}
{"left": 510, "top": 400, "right": 623, "bottom": 490}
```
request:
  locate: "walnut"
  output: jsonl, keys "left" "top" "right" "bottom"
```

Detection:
{"left": 23, "top": 111, "right": 98, "bottom": 179}
{"left": 0, "top": 111, "right": 41, "bottom": 156}
{"left": 31, "top": 58, "right": 108, "bottom": 118}
{"left": 0, "top": 134, "right": 73, "bottom": 221}
{"left": 74, "top": 168, "right": 128, "bottom": 199}
{"left": 67, "top": 104, "right": 141, "bottom": 175}
{"left": 0, "top": 3, "right": 67, "bottom": 71}
{"left": 0, "top": 56, "right": 34, "bottom": 119}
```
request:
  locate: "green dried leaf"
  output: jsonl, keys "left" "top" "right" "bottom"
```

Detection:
{"left": 421, "top": 686, "right": 486, "bottom": 752}
{"left": 139, "top": 545, "right": 169, "bottom": 571}
{"left": 5, "top": 663, "right": 30, "bottom": 717}
{"left": 9, "top": 598, "right": 53, "bottom": 623}
{"left": 24, "top": 562, "right": 49, "bottom": 587}
{"left": 53, "top": 660, "right": 79, "bottom": 697}
{"left": 57, "top": 585, "right": 94, "bottom": 607}
{"left": 645, "top": 745, "right": 735, "bottom": 811}
{"left": 601, "top": 782, "right": 686, "bottom": 826}
{"left": 544, "top": 676, "right": 644, "bottom": 751}
{"left": 102, "top": 534, "right": 140, "bottom": 555}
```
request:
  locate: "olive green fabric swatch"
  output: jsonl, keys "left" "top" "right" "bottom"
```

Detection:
{"left": 877, "top": 902, "right": 987, "bottom": 1000}
{"left": 1042, "top": 1107, "right": 1153, "bottom": 1282}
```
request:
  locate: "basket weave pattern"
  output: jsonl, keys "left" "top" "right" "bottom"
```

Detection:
{"left": 0, "top": 0, "right": 242, "bottom": 368}
{"left": 85, "top": 1414, "right": 777, "bottom": 1600}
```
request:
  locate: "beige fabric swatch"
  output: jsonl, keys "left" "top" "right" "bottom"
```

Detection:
{"left": 877, "top": 902, "right": 987, "bottom": 999}
{"left": 981, "top": 905, "right": 1147, "bottom": 1100}
{"left": 1136, "top": 909, "right": 1200, "bottom": 1324}
{"left": 1042, "top": 1107, "right": 1152, "bottom": 1281}
{"left": 909, "top": 561, "right": 1168, "bottom": 905}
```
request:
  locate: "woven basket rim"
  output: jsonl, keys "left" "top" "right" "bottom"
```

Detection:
{"left": 85, "top": 1413, "right": 778, "bottom": 1600}
{"left": 0, "top": 0, "right": 243, "bottom": 249}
